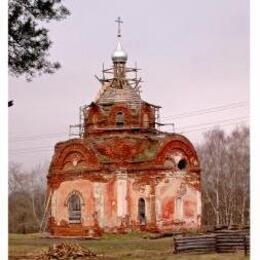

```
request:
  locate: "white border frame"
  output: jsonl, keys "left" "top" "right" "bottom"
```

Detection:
{"left": 0, "top": 0, "right": 8, "bottom": 258}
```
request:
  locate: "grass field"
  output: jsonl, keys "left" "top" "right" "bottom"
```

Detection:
{"left": 9, "top": 233, "right": 249, "bottom": 260}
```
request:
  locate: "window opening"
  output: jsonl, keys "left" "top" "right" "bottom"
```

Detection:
{"left": 143, "top": 113, "right": 149, "bottom": 128}
{"left": 176, "top": 197, "right": 182, "bottom": 219}
{"left": 116, "top": 112, "right": 124, "bottom": 128}
{"left": 68, "top": 194, "right": 81, "bottom": 224}
{"left": 178, "top": 159, "right": 187, "bottom": 170}
{"left": 138, "top": 198, "right": 146, "bottom": 225}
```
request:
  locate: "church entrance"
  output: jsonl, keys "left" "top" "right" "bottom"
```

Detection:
{"left": 68, "top": 194, "right": 81, "bottom": 224}
{"left": 138, "top": 198, "right": 146, "bottom": 225}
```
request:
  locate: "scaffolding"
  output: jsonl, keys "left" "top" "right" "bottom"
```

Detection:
{"left": 69, "top": 105, "right": 87, "bottom": 138}
{"left": 156, "top": 122, "right": 175, "bottom": 132}
{"left": 68, "top": 61, "right": 175, "bottom": 137}
{"left": 94, "top": 62, "right": 143, "bottom": 97}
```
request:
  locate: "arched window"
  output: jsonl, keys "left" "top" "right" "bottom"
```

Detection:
{"left": 176, "top": 197, "right": 183, "bottom": 219}
{"left": 143, "top": 113, "right": 149, "bottom": 128}
{"left": 116, "top": 112, "right": 124, "bottom": 128}
{"left": 138, "top": 198, "right": 146, "bottom": 225}
{"left": 68, "top": 194, "right": 81, "bottom": 224}
{"left": 92, "top": 114, "right": 98, "bottom": 128}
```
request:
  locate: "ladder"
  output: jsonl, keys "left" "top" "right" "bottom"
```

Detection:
{"left": 39, "top": 188, "right": 52, "bottom": 233}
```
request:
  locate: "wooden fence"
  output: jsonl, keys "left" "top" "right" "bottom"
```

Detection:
{"left": 173, "top": 234, "right": 216, "bottom": 254}
{"left": 173, "top": 229, "right": 250, "bottom": 255}
{"left": 244, "top": 235, "right": 250, "bottom": 255}
{"left": 215, "top": 230, "right": 249, "bottom": 253}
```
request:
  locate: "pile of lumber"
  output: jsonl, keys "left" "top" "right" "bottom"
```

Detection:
{"left": 36, "top": 242, "right": 98, "bottom": 259}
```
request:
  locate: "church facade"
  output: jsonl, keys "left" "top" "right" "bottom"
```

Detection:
{"left": 46, "top": 19, "right": 201, "bottom": 237}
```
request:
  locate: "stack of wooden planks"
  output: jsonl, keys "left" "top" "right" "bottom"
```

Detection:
{"left": 35, "top": 242, "right": 98, "bottom": 259}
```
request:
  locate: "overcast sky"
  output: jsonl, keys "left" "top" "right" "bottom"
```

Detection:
{"left": 9, "top": 0, "right": 249, "bottom": 170}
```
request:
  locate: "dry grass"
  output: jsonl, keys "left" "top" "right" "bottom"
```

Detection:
{"left": 9, "top": 233, "right": 249, "bottom": 260}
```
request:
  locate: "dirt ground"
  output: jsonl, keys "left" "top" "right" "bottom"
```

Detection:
{"left": 9, "top": 233, "right": 250, "bottom": 260}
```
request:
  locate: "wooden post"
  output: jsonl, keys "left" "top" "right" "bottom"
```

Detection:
{"left": 173, "top": 236, "right": 177, "bottom": 254}
{"left": 244, "top": 235, "right": 249, "bottom": 256}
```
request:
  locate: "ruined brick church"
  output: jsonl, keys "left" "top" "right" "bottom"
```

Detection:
{"left": 45, "top": 18, "right": 201, "bottom": 237}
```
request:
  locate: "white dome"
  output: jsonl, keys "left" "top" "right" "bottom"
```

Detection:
{"left": 111, "top": 41, "right": 128, "bottom": 63}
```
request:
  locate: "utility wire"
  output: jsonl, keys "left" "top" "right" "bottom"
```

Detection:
{"left": 10, "top": 132, "right": 67, "bottom": 143}
{"left": 9, "top": 101, "right": 249, "bottom": 144}
{"left": 9, "top": 149, "right": 53, "bottom": 155}
{"left": 175, "top": 116, "right": 248, "bottom": 131}
{"left": 181, "top": 119, "right": 249, "bottom": 134}
{"left": 10, "top": 118, "right": 249, "bottom": 154}
{"left": 9, "top": 145, "right": 53, "bottom": 152}
{"left": 161, "top": 101, "right": 248, "bottom": 120}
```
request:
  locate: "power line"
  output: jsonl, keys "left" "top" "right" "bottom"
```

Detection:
{"left": 9, "top": 145, "right": 53, "bottom": 152}
{"left": 175, "top": 116, "right": 249, "bottom": 132}
{"left": 181, "top": 119, "right": 249, "bottom": 134}
{"left": 9, "top": 101, "right": 249, "bottom": 144}
{"left": 10, "top": 117, "right": 249, "bottom": 154}
{"left": 9, "top": 149, "right": 53, "bottom": 155}
{"left": 10, "top": 132, "right": 67, "bottom": 143}
{"left": 161, "top": 101, "right": 248, "bottom": 120}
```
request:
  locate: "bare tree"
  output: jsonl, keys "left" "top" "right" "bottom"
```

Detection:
{"left": 227, "top": 127, "right": 249, "bottom": 225}
{"left": 9, "top": 162, "right": 48, "bottom": 233}
{"left": 197, "top": 126, "right": 249, "bottom": 226}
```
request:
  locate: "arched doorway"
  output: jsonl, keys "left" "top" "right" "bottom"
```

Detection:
{"left": 68, "top": 194, "right": 81, "bottom": 224}
{"left": 138, "top": 198, "right": 146, "bottom": 225}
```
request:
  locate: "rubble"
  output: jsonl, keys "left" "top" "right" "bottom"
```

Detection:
{"left": 36, "top": 242, "right": 98, "bottom": 259}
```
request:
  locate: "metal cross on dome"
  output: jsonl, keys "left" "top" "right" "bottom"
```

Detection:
{"left": 115, "top": 16, "right": 123, "bottom": 38}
